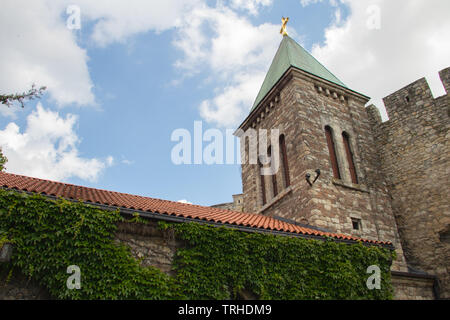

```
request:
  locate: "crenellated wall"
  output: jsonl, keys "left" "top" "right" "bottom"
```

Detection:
{"left": 368, "top": 67, "right": 450, "bottom": 299}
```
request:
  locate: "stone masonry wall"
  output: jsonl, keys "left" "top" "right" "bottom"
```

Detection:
{"left": 0, "top": 219, "right": 182, "bottom": 300}
{"left": 114, "top": 220, "right": 184, "bottom": 276}
{"left": 368, "top": 68, "right": 450, "bottom": 299}
{"left": 391, "top": 272, "right": 436, "bottom": 300}
{"left": 0, "top": 263, "right": 50, "bottom": 300}
{"left": 239, "top": 68, "right": 407, "bottom": 271}
{"left": 0, "top": 217, "right": 435, "bottom": 299}
{"left": 211, "top": 194, "right": 244, "bottom": 212}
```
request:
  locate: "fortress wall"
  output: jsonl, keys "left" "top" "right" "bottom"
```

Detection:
{"left": 368, "top": 67, "right": 450, "bottom": 298}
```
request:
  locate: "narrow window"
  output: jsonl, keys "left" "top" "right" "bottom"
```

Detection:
{"left": 351, "top": 218, "right": 362, "bottom": 231}
{"left": 268, "top": 146, "right": 278, "bottom": 197}
{"left": 245, "top": 139, "right": 249, "bottom": 164}
{"left": 258, "top": 159, "right": 266, "bottom": 205}
{"left": 342, "top": 132, "right": 358, "bottom": 184}
{"left": 325, "top": 126, "right": 341, "bottom": 179}
{"left": 279, "top": 134, "right": 290, "bottom": 188}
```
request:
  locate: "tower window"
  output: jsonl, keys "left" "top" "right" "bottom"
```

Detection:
{"left": 258, "top": 159, "right": 266, "bottom": 205}
{"left": 245, "top": 139, "right": 249, "bottom": 164}
{"left": 268, "top": 146, "right": 278, "bottom": 197}
{"left": 342, "top": 132, "right": 358, "bottom": 184}
{"left": 325, "top": 126, "right": 341, "bottom": 179}
{"left": 352, "top": 218, "right": 361, "bottom": 230}
{"left": 279, "top": 134, "right": 290, "bottom": 188}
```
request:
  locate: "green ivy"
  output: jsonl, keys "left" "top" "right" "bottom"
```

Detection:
{"left": 0, "top": 189, "right": 394, "bottom": 300}
{"left": 164, "top": 223, "right": 394, "bottom": 300}
{"left": 0, "top": 190, "right": 173, "bottom": 299}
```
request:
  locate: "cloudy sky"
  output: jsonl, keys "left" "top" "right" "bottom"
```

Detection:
{"left": 0, "top": 0, "right": 449, "bottom": 206}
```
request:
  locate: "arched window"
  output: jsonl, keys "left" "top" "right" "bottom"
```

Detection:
{"left": 268, "top": 146, "right": 278, "bottom": 197}
{"left": 325, "top": 126, "right": 341, "bottom": 179}
{"left": 258, "top": 158, "right": 267, "bottom": 205}
{"left": 279, "top": 134, "right": 290, "bottom": 188}
{"left": 342, "top": 132, "right": 358, "bottom": 184}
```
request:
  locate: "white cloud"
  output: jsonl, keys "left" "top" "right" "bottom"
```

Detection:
{"left": 0, "top": 0, "right": 202, "bottom": 113}
{"left": 310, "top": 0, "right": 450, "bottom": 120}
{"left": 174, "top": 5, "right": 281, "bottom": 127}
{"left": 180, "top": 0, "right": 450, "bottom": 126}
{"left": 177, "top": 199, "right": 193, "bottom": 204}
{"left": 199, "top": 72, "right": 267, "bottom": 127}
{"left": 229, "top": 0, "right": 273, "bottom": 15}
{"left": 0, "top": 0, "right": 95, "bottom": 110}
{"left": 70, "top": 0, "right": 201, "bottom": 47}
{"left": 0, "top": 105, "right": 22, "bottom": 119}
{"left": 300, "top": 0, "right": 338, "bottom": 7}
{"left": 0, "top": 0, "right": 213, "bottom": 182}
{"left": 106, "top": 156, "right": 114, "bottom": 167}
{"left": 175, "top": 5, "right": 279, "bottom": 76}
{"left": 119, "top": 155, "right": 134, "bottom": 165}
{"left": 0, "top": 103, "right": 113, "bottom": 182}
{"left": 0, "top": 1, "right": 280, "bottom": 127}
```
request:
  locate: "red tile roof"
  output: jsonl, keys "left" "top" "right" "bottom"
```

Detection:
{"left": 0, "top": 171, "right": 392, "bottom": 246}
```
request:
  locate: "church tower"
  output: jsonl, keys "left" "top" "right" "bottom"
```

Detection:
{"left": 237, "top": 30, "right": 407, "bottom": 271}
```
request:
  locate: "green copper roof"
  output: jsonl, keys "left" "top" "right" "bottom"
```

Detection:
{"left": 251, "top": 35, "right": 347, "bottom": 112}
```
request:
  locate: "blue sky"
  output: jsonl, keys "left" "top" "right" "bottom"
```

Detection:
{"left": 0, "top": 0, "right": 449, "bottom": 207}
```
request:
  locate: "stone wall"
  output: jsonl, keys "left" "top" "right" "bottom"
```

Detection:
{"left": 391, "top": 271, "right": 436, "bottom": 300}
{"left": 0, "top": 264, "right": 50, "bottom": 300}
{"left": 0, "top": 218, "right": 438, "bottom": 299}
{"left": 238, "top": 67, "right": 407, "bottom": 271}
{"left": 0, "top": 219, "right": 182, "bottom": 300}
{"left": 114, "top": 220, "right": 184, "bottom": 276}
{"left": 211, "top": 194, "right": 244, "bottom": 212}
{"left": 368, "top": 68, "right": 450, "bottom": 299}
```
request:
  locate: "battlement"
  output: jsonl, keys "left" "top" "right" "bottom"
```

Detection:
{"left": 439, "top": 67, "right": 450, "bottom": 94}
{"left": 369, "top": 67, "right": 450, "bottom": 298}
{"left": 382, "top": 68, "right": 449, "bottom": 122}
{"left": 366, "top": 104, "right": 382, "bottom": 125}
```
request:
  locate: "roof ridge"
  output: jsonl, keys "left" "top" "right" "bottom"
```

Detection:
{"left": 288, "top": 36, "right": 346, "bottom": 88}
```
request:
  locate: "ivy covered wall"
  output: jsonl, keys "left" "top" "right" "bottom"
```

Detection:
{"left": 0, "top": 190, "right": 394, "bottom": 300}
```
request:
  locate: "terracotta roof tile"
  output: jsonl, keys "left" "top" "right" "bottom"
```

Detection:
{"left": 0, "top": 171, "right": 392, "bottom": 246}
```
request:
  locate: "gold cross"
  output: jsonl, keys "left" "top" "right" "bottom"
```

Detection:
{"left": 280, "top": 17, "right": 289, "bottom": 36}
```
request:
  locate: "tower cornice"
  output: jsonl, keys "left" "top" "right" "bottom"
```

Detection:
{"left": 235, "top": 66, "right": 370, "bottom": 134}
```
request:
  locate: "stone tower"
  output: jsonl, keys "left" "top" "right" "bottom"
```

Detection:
{"left": 236, "top": 35, "right": 407, "bottom": 271}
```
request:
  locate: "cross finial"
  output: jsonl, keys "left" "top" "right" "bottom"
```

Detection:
{"left": 280, "top": 17, "right": 289, "bottom": 36}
